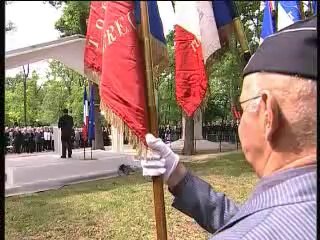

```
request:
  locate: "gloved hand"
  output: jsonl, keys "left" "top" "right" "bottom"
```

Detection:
{"left": 141, "top": 133, "right": 179, "bottom": 182}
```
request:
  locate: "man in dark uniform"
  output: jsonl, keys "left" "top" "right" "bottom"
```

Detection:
{"left": 58, "top": 109, "right": 74, "bottom": 158}
{"left": 141, "top": 17, "right": 317, "bottom": 239}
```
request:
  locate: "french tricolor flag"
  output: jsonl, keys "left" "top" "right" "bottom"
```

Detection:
{"left": 83, "top": 86, "right": 89, "bottom": 142}
{"left": 174, "top": 1, "right": 234, "bottom": 117}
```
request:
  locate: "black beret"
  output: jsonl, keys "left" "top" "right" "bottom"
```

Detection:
{"left": 243, "top": 16, "right": 317, "bottom": 80}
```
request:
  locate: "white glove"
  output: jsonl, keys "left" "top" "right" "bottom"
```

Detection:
{"left": 141, "top": 133, "right": 179, "bottom": 182}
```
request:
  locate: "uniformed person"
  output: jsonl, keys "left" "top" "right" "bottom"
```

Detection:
{"left": 142, "top": 16, "right": 317, "bottom": 239}
{"left": 58, "top": 109, "right": 74, "bottom": 158}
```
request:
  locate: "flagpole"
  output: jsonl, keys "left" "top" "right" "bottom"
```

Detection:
{"left": 231, "top": 1, "right": 251, "bottom": 63}
{"left": 140, "top": 2, "right": 168, "bottom": 240}
{"left": 299, "top": 1, "right": 305, "bottom": 20}
{"left": 90, "top": 140, "right": 93, "bottom": 160}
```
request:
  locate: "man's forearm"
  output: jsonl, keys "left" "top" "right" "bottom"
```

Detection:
{"left": 167, "top": 162, "right": 188, "bottom": 189}
{"left": 167, "top": 165, "right": 239, "bottom": 234}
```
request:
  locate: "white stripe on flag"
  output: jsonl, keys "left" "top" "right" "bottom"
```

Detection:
{"left": 198, "top": 1, "right": 221, "bottom": 63}
{"left": 277, "top": 3, "right": 295, "bottom": 30}
{"left": 175, "top": 1, "right": 221, "bottom": 64}
{"left": 83, "top": 100, "right": 88, "bottom": 123}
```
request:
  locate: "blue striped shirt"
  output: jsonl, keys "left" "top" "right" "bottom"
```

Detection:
{"left": 170, "top": 164, "right": 316, "bottom": 239}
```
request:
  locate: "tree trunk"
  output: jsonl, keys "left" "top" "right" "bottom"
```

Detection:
{"left": 91, "top": 82, "right": 104, "bottom": 150}
{"left": 182, "top": 114, "right": 194, "bottom": 155}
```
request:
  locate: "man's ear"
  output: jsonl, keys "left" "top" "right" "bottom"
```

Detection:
{"left": 261, "top": 90, "right": 280, "bottom": 142}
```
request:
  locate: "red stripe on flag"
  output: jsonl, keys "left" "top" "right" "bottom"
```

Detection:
{"left": 82, "top": 116, "right": 89, "bottom": 142}
{"left": 174, "top": 25, "right": 208, "bottom": 117}
{"left": 99, "top": 2, "right": 149, "bottom": 144}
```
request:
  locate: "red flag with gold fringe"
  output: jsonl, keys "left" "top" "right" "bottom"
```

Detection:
{"left": 85, "top": 1, "right": 167, "bottom": 148}
{"left": 99, "top": 1, "right": 149, "bottom": 145}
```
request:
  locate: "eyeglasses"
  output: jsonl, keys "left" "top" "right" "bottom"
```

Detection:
{"left": 236, "top": 95, "right": 261, "bottom": 116}
{"left": 239, "top": 95, "right": 261, "bottom": 105}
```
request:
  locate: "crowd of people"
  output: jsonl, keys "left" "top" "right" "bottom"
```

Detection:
{"left": 158, "top": 119, "right": 239, "bottom": 143}
{"left": 5, "top": 126, "right": 54, "bottom": 154}
{"left": 202, "top": 120, "right": 239, "bottom": 143}
{"left": 5, "top": 125, "right": 113, "bottom": 155}
{"left": 5, "top": 120, "right": 239, "bottom": 154}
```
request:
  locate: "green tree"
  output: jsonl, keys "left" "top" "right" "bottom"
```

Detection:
{"left": 235, "top": 1, "right": 263, "bottom": 53}
{"left": 39, "top": 79, "right": 68, "bottom": 124}
{"left": 54, "top": 1, "right": 90, "bottom": 37}
{"left": 5, "top": 71, "right": 44, "bottom": 126}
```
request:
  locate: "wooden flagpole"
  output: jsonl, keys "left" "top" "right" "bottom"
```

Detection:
{"left": 232, "top": 2, "right": 251, "bottom": 63}
{"left": 140, "top": 2, "right": 168, "bottom": 240}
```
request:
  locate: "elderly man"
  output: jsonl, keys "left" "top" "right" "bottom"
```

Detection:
{"left": 142, "top": 17, "right": 316, "bottom": 239}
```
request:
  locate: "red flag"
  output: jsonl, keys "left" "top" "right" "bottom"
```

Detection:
{"left": 84, "top": 1, "right": 106, "bottom": 83}
{"left": 99, "top": 2, "right": 149, "bottom": 144}
{"left": 231, "top": 104, "right": 241, "bottom": 120}
{"left": 174, "top": 2, "right": 221, "bottom": 117}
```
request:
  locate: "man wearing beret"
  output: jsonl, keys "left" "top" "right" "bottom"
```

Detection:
{"left": 142, "top": 16, "right": 317, "bottom": 239}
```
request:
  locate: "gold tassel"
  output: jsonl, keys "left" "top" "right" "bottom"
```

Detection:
{"left": 100, "top": 101, "right": 148, "bottom": 158}
{"left": 149, "top": 35, "right": 169, "bottom": 89}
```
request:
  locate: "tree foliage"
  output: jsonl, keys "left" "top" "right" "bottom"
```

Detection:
{"left": 5, "top": 72, "right": 44, "bottom": 126}
{"left": 157, "top": 1, "right": 262, "bottom": 124}
{"left": 54, "top": 1, "right": 90, "bottom": 37}
{"left": 5, "top": 2, "right": 16, "bottom": 32}
{"left": 5, "top": 60, "right": 89, "bottom": 127}
{"left": 5, "top": 0, "right": 265, "bottom": 146}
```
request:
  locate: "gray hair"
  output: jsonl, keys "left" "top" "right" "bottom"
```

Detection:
{"left": 245, "top": 73, "right": 316, "bottom": 147}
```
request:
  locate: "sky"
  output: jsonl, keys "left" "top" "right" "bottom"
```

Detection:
{"left": 5, "top": 1, "right": 175, "bottom": 78}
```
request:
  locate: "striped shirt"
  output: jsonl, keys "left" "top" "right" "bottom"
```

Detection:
{"left": 170, "top": 164, "right": 316, "bottom": 239}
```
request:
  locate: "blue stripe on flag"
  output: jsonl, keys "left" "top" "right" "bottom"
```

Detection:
{"left": 278, "top": 1, "right": 301, "bottom": 22}
{"left": 261, "top": 1, "right": 276, "bottom": 41}
{"left": 312, "top": 1, "right": 317, "bottom": 15}
{"left": 88, "top": 85, "right": 95, "bottom": 141}
{"left": 134, "top": 1, "right": 166, "bottom": 44}
{"left": 212, "top": 0, "right": 235, "bottom": 28}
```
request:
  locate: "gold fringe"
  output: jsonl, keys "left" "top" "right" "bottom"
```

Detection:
{"left": 150, "top": 35, "right": 169, "bottom": 89}
{"left": 100, "top": 101, "right": 148, "bottom": 158}
{"left": 84, "top": 66, "right": 101, "bottom": 85}
{"left": 137, "top": 25, "right": 169, "bottom": 90}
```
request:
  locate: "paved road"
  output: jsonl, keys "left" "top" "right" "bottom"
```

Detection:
{"left": 5, "top": 147, "right": 140, "bottom": 197}
{"left": 5, "top": 141, "right": 238, "bottom": 197}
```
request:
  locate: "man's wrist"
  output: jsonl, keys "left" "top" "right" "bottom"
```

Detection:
{"left": 167, "top": 162, "right": 187, "bottom": 189}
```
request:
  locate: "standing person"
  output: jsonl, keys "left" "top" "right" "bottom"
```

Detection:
{"left": 50, "top": 127, "right": 54, "bottom": 151}
{"left": 35, "top": 128, "right": 42, "bottom": 152}
{"left": 28, "top": 128, "right": 35, "bottom": 153}
{"left": 141, "top": 17, "right": 317, "bottom": 239}
{"left": 40, "top": 127, "right": 45, "bottom": 152}
{"left": 164, "top": 125, "right": 171, "bottom": 143}
{"left": 58, "top": 109, "right": 74, "bottom": 158}
{"left": 22, "top": 128, "right": 29, "bottom": 153}
{"left": 13, "top": 128, "right": 23, "bottom": 154}
{"left": 44, "top": 127, "right": 49, "bottom": 151}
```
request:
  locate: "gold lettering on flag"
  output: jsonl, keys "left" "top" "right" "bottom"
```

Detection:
{"left": 102, "top": 10, "right": 136, "bottom": 50}
{"left": 115, "top": 16, "right": 129, "bottom": 36}
{"left": 191, "top": 38, "right": 200, "bottom": 52}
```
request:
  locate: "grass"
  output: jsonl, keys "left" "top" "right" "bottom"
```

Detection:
{"left": 5, "top": 152, "right": 258, "bottom": 240}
